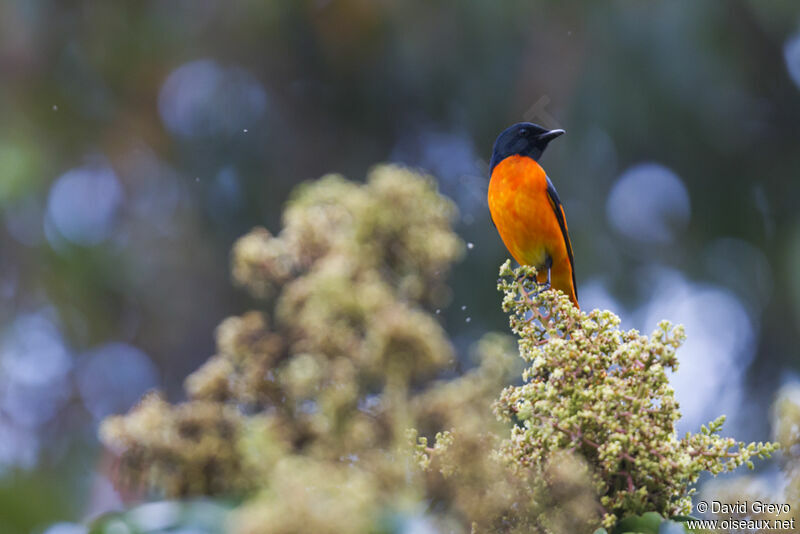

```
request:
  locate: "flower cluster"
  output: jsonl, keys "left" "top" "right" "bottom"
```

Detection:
{"left": 494, "top": 261, "right": 779, "bottom": 527}
{"left": 100, "top": 393, "right": 251, "bottom": 496}
{"left": 774, "top": 385, "right": 800, "bottom": 505}
{"left": 98, "top": 165, "right": 777, "bottom": 534}
{"left": 694, "top": 385, "right": 800, "bottom": 528}
{"left": 100, "top": 166, "right": 554, "bottom": 533}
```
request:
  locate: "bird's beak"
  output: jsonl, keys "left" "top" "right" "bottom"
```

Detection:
{"left": 537, "top": 129, "right": 565, "bottom": 143}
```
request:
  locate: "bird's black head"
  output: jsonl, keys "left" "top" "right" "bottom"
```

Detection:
{"left": 489, "top": 122, "right": 565, "bottom": 172}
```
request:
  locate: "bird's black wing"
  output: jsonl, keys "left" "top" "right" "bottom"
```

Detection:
{"left": 545, "top": 176, "right": 577, "bottom": 300}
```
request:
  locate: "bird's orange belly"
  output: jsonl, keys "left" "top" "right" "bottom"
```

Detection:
{"left": 490, "top": 191, "right": 557, "bottom": 268}
{"left": 487, "top": 157, "right": 562, "bottom": 269}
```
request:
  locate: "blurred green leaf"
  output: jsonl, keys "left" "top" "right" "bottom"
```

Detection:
{"left": 0, "top": 470, "right": 75, "bottom": 534}
{"left": 613, "top": 512, "right": 666, "bottom": 534}
{"left": 0, "top": 141, "right": 43, "bottom": 205}
{"left": 670, "top": 515, "right": 700, "bottom": 522}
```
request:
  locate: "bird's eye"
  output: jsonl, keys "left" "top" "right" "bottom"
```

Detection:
{"left": 518, "top": 128, "right": 528, "bottom": 136}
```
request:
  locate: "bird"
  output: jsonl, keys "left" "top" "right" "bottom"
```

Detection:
{"left": 487, "top": 122, "right": 578, "bottom": 308}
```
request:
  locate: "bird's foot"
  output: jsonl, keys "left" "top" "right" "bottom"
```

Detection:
{"left": 516, "top": 267, "right": 552, "bottom": 298}
{"left": 517, "top": 272, "right": 542, "bottom": 295}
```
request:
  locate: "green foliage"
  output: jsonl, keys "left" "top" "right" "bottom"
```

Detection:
{"left": 0, "top": 469, "right": 76, "bottom": 534}
{"left": 101, "top": 166, "right": 573, "bottom": 533}
{"left": 100, "top": 393, "right": 251, "bottom": 496}
{"left": 98, "top": 168, "right": 776, "bottom": 534}
{"left": 101, "top": 166, "right": 464, "bottom": 498}
{"left": 595, "top": 512, "right": 703, "bottom": 533}
{"left": 494, "top": 261, "right": 779, "bottom": 528}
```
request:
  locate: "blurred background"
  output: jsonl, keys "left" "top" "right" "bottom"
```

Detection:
{"left": 1, "top": 0, "right": 799, "bottom": 531}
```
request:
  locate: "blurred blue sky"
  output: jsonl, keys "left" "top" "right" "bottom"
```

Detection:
{"left": 1, "top": 1, "right": 800, "bottom": 531}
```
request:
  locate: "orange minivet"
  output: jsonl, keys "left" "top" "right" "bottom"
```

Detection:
{"left": 488, "top": 123, "right": 578, "bottom": 308}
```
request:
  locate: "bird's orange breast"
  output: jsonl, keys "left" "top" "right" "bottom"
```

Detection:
{"left": 488, "top": 155, "right": 563, "bottom": 269}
